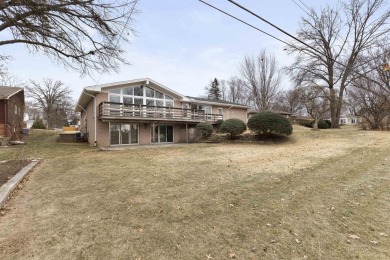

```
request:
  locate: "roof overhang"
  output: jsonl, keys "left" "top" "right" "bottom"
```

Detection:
{"left": 0, "top": 87, "right": 24, "bottom": 100}
{"left": 75, "top": 88, "right": 102, "bottom": 112}
{"left": 186, "top": 97, "right": 250, "bottom": 109}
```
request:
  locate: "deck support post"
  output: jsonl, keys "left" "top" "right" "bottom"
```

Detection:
{"left": 152, "top": 123, "right": 155, "bottom": 145}
{"left": 186, "top": 123, "right": 188, "bottom": 143}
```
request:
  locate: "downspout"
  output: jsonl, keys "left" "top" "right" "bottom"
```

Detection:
{"left": 83, "top": 91, "right": 97, "bottom": 146}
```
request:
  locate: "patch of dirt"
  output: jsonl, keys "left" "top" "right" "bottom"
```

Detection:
{"left": 0, "top": 160, "right": 31, "bottom": 187}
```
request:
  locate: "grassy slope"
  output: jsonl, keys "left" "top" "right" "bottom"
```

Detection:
{"left": 0, "top": 127, "right": 389, "bottom": 259}
{"left": 0, "top": 129, "right": 93, "bottom": 161}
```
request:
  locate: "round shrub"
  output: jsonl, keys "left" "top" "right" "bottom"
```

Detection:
{"left": 31, "top": 118, "right": 46, "bottom": 129}
{"left": 302, "top": 119, "right": 331, "bottom": 129}
{"left": 317, "top": 119, "right": 331, "bottom": 129}
{"left": 195, "top": 122, "right": 214, "bottom": 139}
{"left": 247, "top": 111, "right": 293, "bottom": 136}
{"left": 220, "top": 118, "right": 246, "bottom": 139}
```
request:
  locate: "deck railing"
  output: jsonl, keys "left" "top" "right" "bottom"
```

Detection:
{"left": 98, "top": 101, "right": 223, "bottom": 123}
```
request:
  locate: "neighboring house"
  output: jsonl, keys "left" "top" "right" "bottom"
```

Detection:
{"left": 24, "top": 113, "right": 34, "bottom": 129}
{"left": 0, "top": 86, "right": 25, "bottom": 140}
{"left": 75, "top": 78, "right": 249, "bottom": 147}
{"left": 339, "top": 114, "right": 362, "bottom": 125}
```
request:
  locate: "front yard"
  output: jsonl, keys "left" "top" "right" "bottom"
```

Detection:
{"left": 0, "top": 127, "right": 389, "bottom": 259}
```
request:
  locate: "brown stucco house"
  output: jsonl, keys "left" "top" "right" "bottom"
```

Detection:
{"left": 0, "top": 86, "right": 25, "bottom": 141}
{"left": 76, "top": 78, "right": 249, "bottom": 147}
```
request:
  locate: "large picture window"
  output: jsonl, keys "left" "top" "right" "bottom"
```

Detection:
{"left": 107, "top": 85, "right": 174, "bottom": 107}
{"left": 151, "top": 125, "right": 174, "bottom": 143}
{"left": 110, "top": 123, "right": 139, "bottom": 145}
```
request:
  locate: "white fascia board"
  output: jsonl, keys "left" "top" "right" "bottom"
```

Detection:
{"left": 85, "top": 78, "right": 186, "bottom": 100}
{"left": 187, "top": 98, "right": 250, "bottom": 108}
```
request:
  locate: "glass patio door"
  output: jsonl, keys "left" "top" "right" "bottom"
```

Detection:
{"left": 151, "top": 125, "right": 173, "bottom": 143}
{"left": 110, "top": 123, "right": 120, "bottom": 145}
{"left": 110, "top": 123, "right": 139, "bottom": 145}
{"left": 121, "top": 124, "right": 131, "bottom": 144}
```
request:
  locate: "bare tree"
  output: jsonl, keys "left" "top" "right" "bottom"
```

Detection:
{"left": 225, "top": 76, "right": 251, "bottom": 105}
{"left": 0, "top": 1, "right": 138, "bottom": 75}
{"left": 301, "top": 86, "right": 330, "bottom": 130}
{"left": 347, "top": 45, "right": 390, "bottom": 130}
{"left": 0, "top": 67, "right": 25, "bottom": 87}
{"left": 272, "top": 86, "right": 305, "bottom": 114}
{"left": 240, "top": 49, "right": 282, "bottom": 110}
{"left": 347, "top": 85, "right": 389, "bottom": 130}
{"left": 287, "top": 0, "right": 390, "bottom": 128}
{"left": 220, "top": 79, "right": 227, "bottom": 101}
{"left": 26, "top": 79, "right": 72, "bottom": 128}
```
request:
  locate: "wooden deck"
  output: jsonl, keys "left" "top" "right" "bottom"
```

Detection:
{"left": 98, "top": 102, "right": 223, "bottom": 123}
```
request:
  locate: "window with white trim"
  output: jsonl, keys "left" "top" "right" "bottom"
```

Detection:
{"left": 107, "top": 85, "right": 174, "bottom": 107}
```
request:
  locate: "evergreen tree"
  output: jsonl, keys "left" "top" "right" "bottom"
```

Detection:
{"left": 207, "top": 78, "right": 222, "bottom": 100}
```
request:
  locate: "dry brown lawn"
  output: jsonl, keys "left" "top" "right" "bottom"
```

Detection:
{"left": 0, "top": 126, "right": 390, "bottom": 259}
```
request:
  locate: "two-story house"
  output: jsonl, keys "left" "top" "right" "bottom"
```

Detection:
{"left": 76, "top": 78, "right": 249, "bottom": 147}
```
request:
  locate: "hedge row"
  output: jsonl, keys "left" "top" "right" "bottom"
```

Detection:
{"left": 196, "top": 111, "right": 293, "bottom": 139}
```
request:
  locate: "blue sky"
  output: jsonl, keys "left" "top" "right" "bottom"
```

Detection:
{"left": 3, "top": 0, "right": 338, "bottom": 101}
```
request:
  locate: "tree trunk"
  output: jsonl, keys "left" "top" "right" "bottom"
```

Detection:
{"left": 329, "top": 87, "right": 339, "bottom": 128}
{"left": 312, "top": 118, "right": 319, "bottom": 130}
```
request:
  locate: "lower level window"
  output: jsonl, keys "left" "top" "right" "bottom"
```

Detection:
{"left": 110, "top": 123, "right": 138, "bottom": 145}
{"left": 151, "top": 125, "right": 173, "bottom": 143}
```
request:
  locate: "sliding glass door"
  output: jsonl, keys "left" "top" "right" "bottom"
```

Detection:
{"left": 151, "top": 125, "right": 173, "bottom": 143}
{"left": 110, "top": 123, "right": 139, "bottom": 145}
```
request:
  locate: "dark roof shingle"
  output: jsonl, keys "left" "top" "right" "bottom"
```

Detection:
{"left": 0, "top": 86, "right": 24, "bottom": 99}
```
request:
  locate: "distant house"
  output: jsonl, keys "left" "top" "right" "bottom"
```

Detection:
{"left": 339, "top": 114, "right": 362, "bottom": 125}
{"left": 0, "top": 86, "right": 25, "bottom": 140}
{"left": 75, "top": 78, "right": 250, "bottom": 147}
{"left": 24, "top": 113, "right": 34, "bottom": 129}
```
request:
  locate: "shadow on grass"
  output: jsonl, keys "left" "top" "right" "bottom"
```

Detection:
{"left": 255, "top": 133, "right": 292, "bottom": 143}
{"left": 224, "top": 133, "right": 294, "bottom": 145}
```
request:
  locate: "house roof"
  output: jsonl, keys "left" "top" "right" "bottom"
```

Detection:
{"left": 186, "top": 96, "right": 251, "bottom": 108}
{"left": 75, "top": 78, "right": 188, "bottom": 112}
{"left": 0, "top": 86, "right": 24, "bottom": 100}
{"left": 75, "top": 78, "right": 251, "bottom": 112}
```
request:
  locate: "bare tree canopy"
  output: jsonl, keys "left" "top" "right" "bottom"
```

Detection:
{"left": 0, "top": 67, "right": 26, "bottom": 87}
{"left": 287, "top": 0, "right": 390, "bottom": 128}
{"left": 0, "top": 0, "right": 138, "bottom": 75}
{"left": 240, "top": 49, "right": 282, "bottom": 111}
{"left": 353, "top": 38, "right": 390, "bottom": 94}
{"left": 26, "top": 78, "right": 73, "bottom": 128}
{"left": 347, "top": 43, "right": 390, "bottom": 130}
{"left": 225, "top": 76, "right": 251, "bottom": 105}
{"left": 272, "top": 87, "right": 305, "bottom": 115}
{"left": 301, "top": 86, "right": 330, "bottom": 129}
{"left": 347, "top": 83, "right": 390, "bottom": 130}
